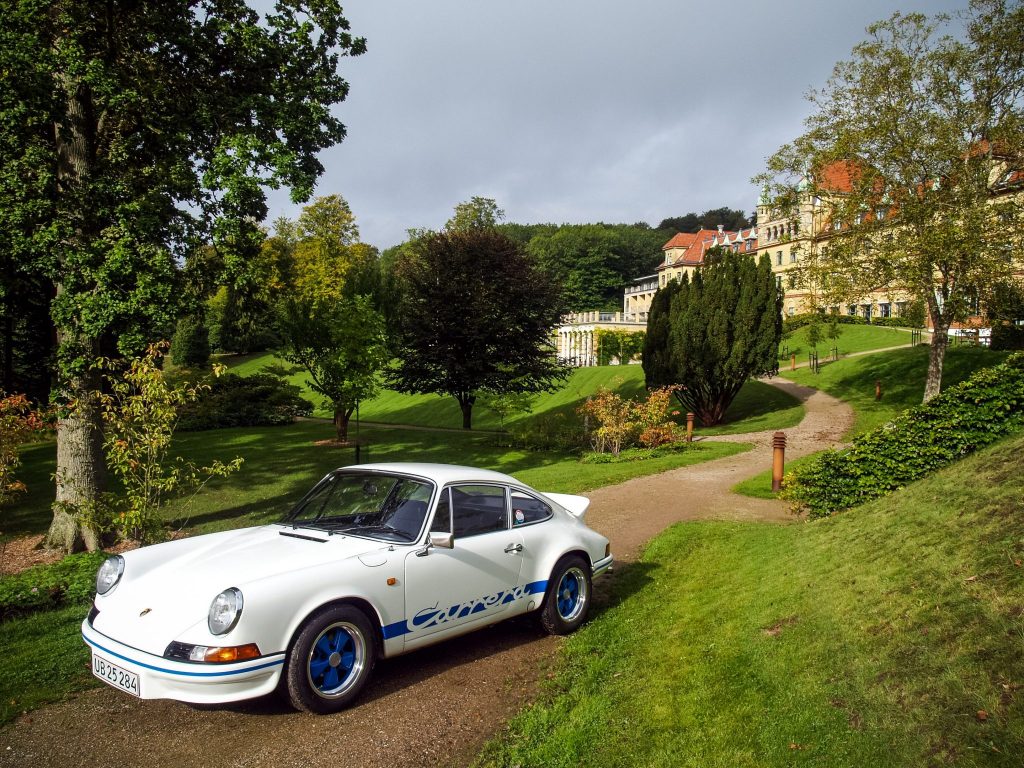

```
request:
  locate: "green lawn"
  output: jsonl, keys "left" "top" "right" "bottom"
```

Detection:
{"left": 479, "top": 431, "right": 1024, "bottom": 768}
{"left": 780, "top": 323, "right": 919, "bottom": 362}
{"left": 3, "top": 423, "right": 749, "bottom": 540}
{"left": 780, "top": 345, "right": 1007, "bottom": 435}
{"left": 222, "top": 354, "right": 803, "bottom": 434}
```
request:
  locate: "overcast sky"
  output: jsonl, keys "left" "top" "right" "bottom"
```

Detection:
{"left": 263, "top": 0, "right": 966, "bottom": 250}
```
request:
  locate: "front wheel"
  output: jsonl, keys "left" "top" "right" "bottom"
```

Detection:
{"left": 539, "top": 556, "right": 592, "bottom": 635}
{"left": 284, "top": 604, "right": 377, "bottom": 714}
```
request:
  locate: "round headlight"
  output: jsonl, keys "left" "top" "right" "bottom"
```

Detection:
{"left": 208, "top": 588, "right": 244, "bottom": 635}
{"left": 95, "top": 555, "right": 124, "bottom": 596}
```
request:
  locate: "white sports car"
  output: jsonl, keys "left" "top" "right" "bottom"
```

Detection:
{"left": 82, "top": 463, "right": 613, "bottom": 713}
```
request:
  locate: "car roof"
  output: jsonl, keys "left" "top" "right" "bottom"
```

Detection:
{"left": 337, "top": 462, "right": 525, "bottom": 487}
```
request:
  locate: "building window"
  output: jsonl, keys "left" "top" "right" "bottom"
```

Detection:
{"left": 862, "top": 304, "right": 872, "bottom": 320}
{"left": 879, "top": 302, "right": 891, "bottom": 318}
{"left": 787, "top": 305, "right": 796, "bottom": 317}
{"left": 787, "top": 273, "right": 797, "bottom": 289}
{"left": 776, "top": 251, "right": 783, "bottom": 266}
{"left": 875, "top": 206, "right": 889, "bottom": 220}
{"left": 789, "top": 252, "right": 797, "bottom": 263}
{"left": 745, "top": 240, "right": 752, "bottom": 251}
{"left": 848, "top": 304, "right": 857, "bottom": 316}
{"left": 855, "top": 212, "right": 864, "bottom": 225}
{"left": 776, "top": 275, "right": 783, "bottom": 289}
{"left": 833, "top": 219, "right": 842, "bottom": 231}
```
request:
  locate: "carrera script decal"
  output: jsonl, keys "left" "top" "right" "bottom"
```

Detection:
{"left": 381, "top": 580, "right": 547, "bottom": 639}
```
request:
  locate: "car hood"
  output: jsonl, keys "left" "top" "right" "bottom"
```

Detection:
{"left": 92, "top": 525, "right": 392, "bottom": 655}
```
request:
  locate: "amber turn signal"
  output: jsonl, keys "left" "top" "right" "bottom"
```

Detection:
{"left": 204, "top": 643, "right": 261, "bottom": 663}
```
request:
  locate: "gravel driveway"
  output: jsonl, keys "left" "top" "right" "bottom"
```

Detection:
{"left": 0, "top": 378, "right": 851, "bottom": 768}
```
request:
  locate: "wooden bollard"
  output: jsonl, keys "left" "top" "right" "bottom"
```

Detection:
{"left": 686, "top": 412, "right": 695, "bottom": 443}
{"left": 771, "top": 431, "right": 786, "bottom": 492}
{"left": 790, "top": 353, "right": 796, "bottom": 371}
{"left": 875, "top": 379, "right": 882, "bottom": 401}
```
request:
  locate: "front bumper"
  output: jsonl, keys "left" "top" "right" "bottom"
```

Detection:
{"left": 592, "top": 554, "right": 613, "bottom": 578}
{"left": 81, "top": 619, "right": 285, "bottom": 704}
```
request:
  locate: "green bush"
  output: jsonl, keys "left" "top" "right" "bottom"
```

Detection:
{"left": 785, "top": 352, "right": 1024, "bottom": 517}
{"left": 177, "top": 372, "right": 312, "bottom": 431}
{"left": 0, "top": 552, "right": 107, "bottom": 619}
{"left": 170, "top": 314, "right": 211, "bottom": 368}
{"left": 579, "top": 443, "right": 694, "bottom": 464}
{"left": 496, "top": 412, "right": 586, "bottom": 452}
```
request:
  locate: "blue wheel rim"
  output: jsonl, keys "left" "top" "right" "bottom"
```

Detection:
{"left": 555, "top": 567, "right": 587, "bottom": 621}
{"left": 307, "top": 622, "right": 365, "bottom": 698}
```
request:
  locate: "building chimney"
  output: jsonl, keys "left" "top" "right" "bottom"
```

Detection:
{"left": 717, "top": 224, "right": 724, "bottom": 234}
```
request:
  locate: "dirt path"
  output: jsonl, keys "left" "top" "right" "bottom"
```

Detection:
{"left": 0, "top": 380, "right": 852, "bottom": 768}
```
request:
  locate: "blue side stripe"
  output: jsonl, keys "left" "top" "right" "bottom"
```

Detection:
{"left": 83, "top": 634, "right": 284, "bottom": 678}
{"left": 382, "top": 580, "right": 549, "bottom": 640}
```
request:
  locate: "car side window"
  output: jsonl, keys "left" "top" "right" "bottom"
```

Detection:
{"left": 450, "top": 485, "right": 508, "bottom": 537}
{"left": 510, "top": 490, "right": 552, "bottom": 526}
{"left": 430, "top": 488, "right": 451, "bottom": 534}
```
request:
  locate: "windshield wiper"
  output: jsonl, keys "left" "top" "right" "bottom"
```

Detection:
{"left": 336, "top": 523, "right": 414, "bottom": 540}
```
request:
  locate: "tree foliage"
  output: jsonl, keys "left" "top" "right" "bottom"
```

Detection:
{"left": 658, "top": 207, "right": 751, "bottom": 234}
{"left": 274, "top": 196, "right": 389, "bottom": 442}
{"left": 643, "top": 249, "right": 782, "bottom": 425}
{"left": 759, "top": 0, "right": 1024, "bottom": 401}
{"left": 1, "top": 1, "right": 364, "bottom": 551}
{"left": 390, "top": 224, "right": 569, "bottom": 429}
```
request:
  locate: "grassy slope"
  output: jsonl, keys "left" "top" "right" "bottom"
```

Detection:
{"left": 479, "top": 431, "right": 1024, "bottom": 768}
{"left": 223, "top": 354, "right": 803, "bottom": 434}
{"left": 734, "top": 346, "right": 1009, "bottom": 499}
{"left": 781, "top": 323, "right": 920, "bottom": 360}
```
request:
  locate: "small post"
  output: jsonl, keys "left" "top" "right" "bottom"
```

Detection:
{"left": 686, "top": 413, "right": 695, "bottom": 443}
{"left": 875, "top": 379, "right": 882, "bottom": 401}
{"left": 790, "top": 353, "right": 796, "bottom": 371}
{"left": 771, "top": 431, "right": 786, "bottom": 493}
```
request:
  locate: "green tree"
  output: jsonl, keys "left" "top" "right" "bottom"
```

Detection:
{"left": 759, "top": 0, "right": 1024, "bottom": 401}
{"left": 391, "top": 226, "right": 569, "bottom": 429}
{"left": 0, "top": 2, "right": 364, "bottom": 550}
{"left": 446, "top": 196, "right": 505, "bottom": 232}
{"left": 658, "top": 207, "right": 752, "bottom": 233}
{"left": 276, "top": 196, "right": 389, "bottom": 442}
{"left": 644, "top": 249, "right": 782, "bottom": 425}
{"left": 170, "top": 315, "right": 211, "bottom": 369}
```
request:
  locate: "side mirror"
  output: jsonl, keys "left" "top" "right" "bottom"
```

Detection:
{"left": 429, "top": 532, "right": 455, "bottom": 549}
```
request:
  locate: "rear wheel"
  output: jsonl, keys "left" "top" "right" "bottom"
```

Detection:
{"left": 284, "top": 604, "right": 377, "bottom": 714}
{"left": 539, "top": 556, "right": 591, "bottom": 635}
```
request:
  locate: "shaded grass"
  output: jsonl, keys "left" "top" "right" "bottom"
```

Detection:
{"left": 0, "top": 604, "right": 94, "bottom": 726}
{"left": 223, "top": 354, "right": 802, "bottom": 434}
{"left": 479, "top": 432, "right": 1024, "bottom": 768}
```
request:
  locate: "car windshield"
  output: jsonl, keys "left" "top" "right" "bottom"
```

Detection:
{"left": 281, "top": 471, "right": 435, "bottom": 542}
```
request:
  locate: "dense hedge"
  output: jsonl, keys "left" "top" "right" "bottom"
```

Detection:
{"left": 178, "top": 373, "right": 312, "bottom": 431}
{"left": 0, "top": 552, "right": 107, "bottom": 619}
{"left": 785, "top": 352, "right": 1024, "bottom": 517}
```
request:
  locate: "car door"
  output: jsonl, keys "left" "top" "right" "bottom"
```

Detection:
{"left": 403, "top": 484, "right": 524, "bottom": 647}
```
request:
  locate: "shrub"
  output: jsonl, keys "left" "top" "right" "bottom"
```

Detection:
{"left": 784, "top": 352, "right": 1024, "bottom": 517}
{"left": 177, "top": 372, "right": 313, "bottom": 430}
{"left": 0, "top": 394, "right": 46, "bottom": 504}
{"left": 579, "top": 386, "right": 680, "bottom": 455}
{"left": 171, "top": 314, "right": 211, "bottom": 368}
{"left": 499, "top": 413, "right": 587, "bottom": 453}
{"left": 0, "top": 551, "right": 107, "bottom": 619}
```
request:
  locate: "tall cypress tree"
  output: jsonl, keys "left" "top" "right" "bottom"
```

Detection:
{"left": 645, "top": 248, "right": 781, "bottom": 425}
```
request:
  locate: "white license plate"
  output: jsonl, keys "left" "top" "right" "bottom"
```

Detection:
{"left": 92, "top": 652, "right": 141, "bottom": 697}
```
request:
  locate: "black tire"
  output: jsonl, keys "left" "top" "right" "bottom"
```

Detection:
{"left": 284, "top": 604, "right": 377, "bottom": 714}
{"left": 539, "top": 555, "right": 592, "bottom": 635}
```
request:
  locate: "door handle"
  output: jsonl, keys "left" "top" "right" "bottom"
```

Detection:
{"left": 504, "top": 543, "right": 523, "bottom": 554}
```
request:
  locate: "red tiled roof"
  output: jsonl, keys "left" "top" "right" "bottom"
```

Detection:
{"left": 662, "top": 232, "right": 699, "bottom": 250}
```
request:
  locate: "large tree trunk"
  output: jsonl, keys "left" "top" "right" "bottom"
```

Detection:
{"left": 457, "top": 393, "right": 475, "bottom": 430}
{"left": 47, "top": 73, "right": 106, "bottom": 552}
{"left": 47, "top": 362, "right": 105, "bottom": 552}
{"left": 333, "top": 406, "right": 352, "bottom": 442}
